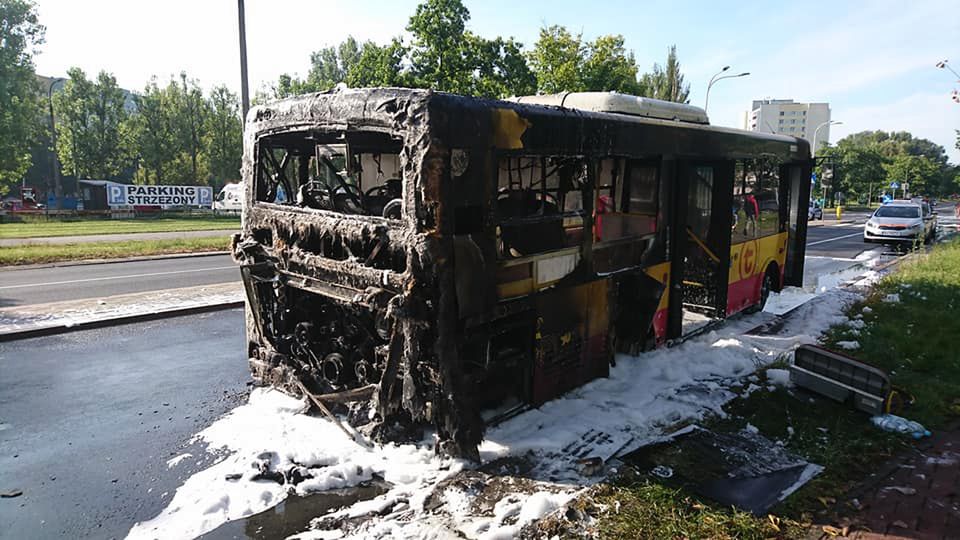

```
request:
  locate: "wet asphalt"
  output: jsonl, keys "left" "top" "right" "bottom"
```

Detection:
{"left": 0, "top": 309, "right": 249, "bottom": 540}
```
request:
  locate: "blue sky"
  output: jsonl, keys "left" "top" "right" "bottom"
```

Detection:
{"left": 33, "top": 0, "right": 960, "bottom": 161}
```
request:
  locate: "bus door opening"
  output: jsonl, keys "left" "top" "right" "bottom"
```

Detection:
{"left": 671, "top": 162, "right": 733, "bottom": 334}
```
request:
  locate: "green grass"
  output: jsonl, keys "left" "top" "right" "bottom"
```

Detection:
{"left": 593, "top": 476, "right": 802, "bottom": 539}
{"left": 0, "top": 215, "right": 239, "bottom": 239}
{"left": 0, "top": 236, "right": 232, "bottom": 265}
{"left": 592, "top": 239, "right": 960, "bottom": 538}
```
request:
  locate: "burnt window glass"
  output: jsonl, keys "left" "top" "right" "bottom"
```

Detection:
{"left": 255, "top": 131, "right": 404, "bottom": 219}
{"left": 495, "top": 156, "right": 586, "bottom": 258}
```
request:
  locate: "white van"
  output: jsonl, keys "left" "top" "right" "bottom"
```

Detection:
{"left": 213, "top": 183, "right": 243, "bottom": 213}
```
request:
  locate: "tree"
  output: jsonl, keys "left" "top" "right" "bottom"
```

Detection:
{"left": 826, "top": 130, "right": 953, "bottom": 201}
{"left": 528, "top": 25, "right": 585, "bottom": 94}
{"left": 204, "top": 85, "right": 242, "bottom": 187}
{"left": 173, "top": 72, "right": 209, "bottom": 184}
{"left": 581, "top": 35, "right": 644, "bottom": 95}
{"left": 406, "top": 0, "right": 474, "bottom": 94}
{"left": 883, "top": 154, "right": 942, "bottom": 196}
{"left": 528, "top": 26, "right": 645, "bottom": 95}
{"left": 640, "top": 45, "right": 690, "bottom": 103}
{"left": 53, "top": 67, "right": 132, "bottom": 179}
{"left": 0, "top": 0, "right": 44, "bottom": 194}
{"left": 131, "top": 78, "right": 178, "bottom": 185}
{"left": 469, "top": 35, "right": 536, "bottom": 98}
{"left": 346, "top": 39, "right": 408, "bottom": 88}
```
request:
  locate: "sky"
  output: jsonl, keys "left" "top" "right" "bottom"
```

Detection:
{"left": 31, "top": 0, "right": 960, "bottom": 162}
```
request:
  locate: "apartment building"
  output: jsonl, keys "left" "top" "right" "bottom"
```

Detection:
{"left": 742, "top": 99, "right": 831, "bottom": 154}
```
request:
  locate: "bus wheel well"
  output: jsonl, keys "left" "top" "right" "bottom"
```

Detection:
{"left": 766, "top": 262, "right": 782, "bottom": 292}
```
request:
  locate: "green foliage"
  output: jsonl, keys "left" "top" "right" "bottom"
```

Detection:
{"left": 204, "top": 85, "right": 242, "bottom": 187}
{"left": 130, "top": 74, "right": 223, "bottom": 186}
{"left": 528, "top": 26, "right": 644, "bottom": 95}
{"left": 639, "top": 45, "right": 690, "bottom": 103}
{"left": 53, "top": 67, "right": 132, "bottom": 179}
{"left": 406, "top": 0, "right": 473, "bottom": 94}
{"left": 270, "top": 0, "right": 537, "bottom": 100}
{"left": 346, "top": 39, "right": 409, "bottom": 88}
{"left": 824, "top": 130, "right": 953, "bottom": 199}
{"left": 0, "top": 0, "right": 44, "bottom": 194}
{"left": 527, "top": 26, "right": 586, "bottom": 93}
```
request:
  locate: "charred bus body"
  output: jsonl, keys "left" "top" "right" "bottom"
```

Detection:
{"left": 233, "top": 88, "right": 812, "bottom": 458}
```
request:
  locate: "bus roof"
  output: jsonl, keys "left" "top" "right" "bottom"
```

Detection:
{"left": 247, "top": 87, "right": 810, "bottom": 161}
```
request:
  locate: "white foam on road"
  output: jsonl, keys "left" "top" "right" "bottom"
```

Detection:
{"left": 127, "top": 281, "right": 864, "bottom": 539}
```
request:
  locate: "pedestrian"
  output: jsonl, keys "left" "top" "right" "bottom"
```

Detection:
{"left": 744, "top": 191, "right": 759, "bottom": 235}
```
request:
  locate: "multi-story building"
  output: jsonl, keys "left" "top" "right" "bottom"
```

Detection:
{"left": 742, "top": 99, "right": 831, "bottom": 155}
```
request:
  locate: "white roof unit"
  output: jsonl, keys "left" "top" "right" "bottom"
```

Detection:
{"left": 509, "top": 92, "right": 710, "bottom": 125}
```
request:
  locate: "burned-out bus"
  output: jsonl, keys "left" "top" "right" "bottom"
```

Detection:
{"left": 233, "top": 88, "right": 812, "bottom": 458}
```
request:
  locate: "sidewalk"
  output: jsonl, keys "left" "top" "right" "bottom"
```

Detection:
{"left": 0, "top": 228, "right": 237, "bottom": 247}
{"left": 817, "top": 424, "right": 960, "bottom": 539}
{"left": 0, "top": 282, "right": 244, "bottom": 337}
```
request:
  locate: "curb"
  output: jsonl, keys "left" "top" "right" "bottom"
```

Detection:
{"left": 0, "top": 300, "right": 244, "bottom": 343}
{"left": 0, "top": 250, "right": 232, "bottom": 272}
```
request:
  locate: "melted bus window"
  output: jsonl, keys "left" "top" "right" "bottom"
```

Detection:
{"left": 256, "top": 131, "right": 404, "bottom": 219}
{"left": 495, "top": 156, "right": 586, "bottom": 258}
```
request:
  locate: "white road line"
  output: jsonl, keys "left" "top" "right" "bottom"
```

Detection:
{"left": 807, "top": 231, "right": 864, "bottom": 247}
{"left": 0, "top": 266, "right": 238, "bottom": 290}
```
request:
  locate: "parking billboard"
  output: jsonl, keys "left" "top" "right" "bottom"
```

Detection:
{"left": 106, "top": 185, "right": 214, "bottom": 207}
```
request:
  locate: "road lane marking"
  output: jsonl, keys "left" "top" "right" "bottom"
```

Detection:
{"left": 806, "top": 232, "right": 864, "bottom": 247}
{"left": 0, "top": 266, "right": 238, "bottom": 290}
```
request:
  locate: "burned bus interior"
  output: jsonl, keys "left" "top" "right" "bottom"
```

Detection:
{"left": 233, "top": 88, "right": 811, "bottom": 458}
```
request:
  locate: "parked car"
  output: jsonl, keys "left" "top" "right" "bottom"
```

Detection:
{"left": 808, "top": 201, "right": 823, "bottom": 221}
{"left": 863, "top": 201, "right": 936, "bottom": 244}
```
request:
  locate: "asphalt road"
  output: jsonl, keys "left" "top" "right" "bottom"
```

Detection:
{"left": 0, "top": 254, "right": 238, "bottom": 308}
{"left": 0, "top": 309, "right": 249, "bottom": 540}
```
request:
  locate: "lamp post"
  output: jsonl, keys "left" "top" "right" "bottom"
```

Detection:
{"left": 47, "top": 77, "right": 66, "bottom": 210}
{"left": 811, "top": 120, "right": 841, "bottom": 158}
{"left": 704, "top": 67, "right": 750, "bottom": 113}
{"left": 812, "top": 120, "right": 842, "bottom": 207}
{"left": 238, "top": 0, "right": 250, "bottom": 125}
{"left": 936, "top": 60, "right": 960, "bottom": 103}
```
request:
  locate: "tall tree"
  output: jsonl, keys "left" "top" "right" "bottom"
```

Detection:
{"left": 204, "top": 85, "right": 242, "bottom": 187}
{"left": 0, "top": 0, "right": 45, "bottom": 194}
{"left": 528, "top": 26, "right": 643, "bottom": 94}
{"left": 469, "top": 35, "right": 537, "bottom": 98}
{"left": 528, "top": 25, "right": 585, "bottom": 94}
{"left": 173, "top": 72, "right": 209, "bottom": 184}
{"left": 132, "top": 79, "right": 177, "bottom": 185}
{"left": 581, "top": 35, "right": 644, "bottom": 95}
{"left": 346, "top": 39, "right": 408, "bottom": 88}
{"left": 640, "top": 45, "right": 690, "bottom": 103}
{"left": 406, "top": 0, "right": 474, "bottom": 94}
{"left": 53, "top": 68, "right": 131, "bottom": 179}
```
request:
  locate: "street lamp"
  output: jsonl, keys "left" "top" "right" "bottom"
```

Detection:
{"left": 936, "top": 59, "right": 960, "bottom": 79}
{"left": 238, "top": 0, "right": 250, "bottom": 124}
{"left": 811, "top": 120, "right": 841, "bottom": 158}
{"left": 48, "top": 77, "right": 66, "bottom": 210}
{"left": 936, "top": 60, "right": 960, "bottom": 103}
{"left": 704, "top": 67, "right": 750, "bottom": 113}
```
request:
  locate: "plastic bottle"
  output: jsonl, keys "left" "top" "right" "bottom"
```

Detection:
{"left": 870, "top": 414, "right": 931, "bottom": 439}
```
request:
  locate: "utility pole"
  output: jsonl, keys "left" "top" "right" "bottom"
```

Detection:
{"left": 238, "top": 0, "right": 250, "bottom": 125}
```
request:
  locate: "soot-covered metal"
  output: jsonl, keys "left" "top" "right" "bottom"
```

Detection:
{"left": 232, "top": 87, "right": 809, "bottom": 459}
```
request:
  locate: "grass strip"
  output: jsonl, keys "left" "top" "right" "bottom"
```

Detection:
{"left": 592, "top": 238, "right": 960, "bottom": 538}
{"left": 0, "top": 236, "right": 231, "bottom": 266}
{"left": 0, "top": 216, "right": 239, "bottom": 239}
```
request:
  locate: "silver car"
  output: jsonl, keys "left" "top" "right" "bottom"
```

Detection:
{"left": 863, "top": 201, "right": 935, "bottom": 244}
